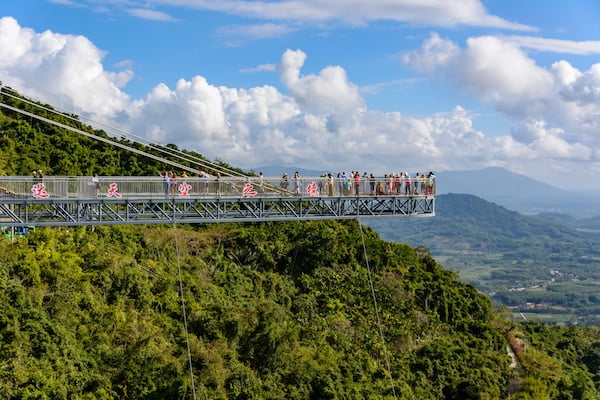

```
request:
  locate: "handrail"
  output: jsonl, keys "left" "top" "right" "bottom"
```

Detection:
{"left": 0, "top": 176, "right": 436, "bottom": 200}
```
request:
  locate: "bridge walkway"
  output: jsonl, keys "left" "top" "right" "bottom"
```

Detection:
{"left": 0, "top": 176, "right": 435, "bottom": 227}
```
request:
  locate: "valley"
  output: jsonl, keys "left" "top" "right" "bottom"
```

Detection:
{"left": 366, "top": 193, "right": 600, "bottom": 325}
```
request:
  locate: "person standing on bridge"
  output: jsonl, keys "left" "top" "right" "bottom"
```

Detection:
{"left": 32, "top": 170, "right": 43, "bottom": 184}
{"left": 369, "top": 173, "right": 376, "bottom": 195}
{"left": 293, "top": 171, "right": 302, "bottom": 195}
{"left": 327, "top": 173, "right": 334, "bottom": 196}
{"left": 92, "top": 173, "right": 100, "bottom": 197}
{"left": 353, "top": 171, "right": 361, "bottom": 196}
{"left": 258, "top": 172, "right": 264, "bottom": 194}
{"left": 170, "top": 173, "right": 178, "bottom": 196}
{"left": 162, "top": 172, "right": 170, "bottom": 197}
{"left": 413, "top": 172, "right": 420, "bottom": 195}
{"left": 214, "top": 172, "right": 222, "bottom": 196}
{"left": 280, "top": 173, "right": 289, "bottom": 195}
{"left": 199, "top": 171, "right": 209, "bottom": 194}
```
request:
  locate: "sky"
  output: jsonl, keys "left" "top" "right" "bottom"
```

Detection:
{"left": 2, "top": 1, "right": 600, "bottom": 189}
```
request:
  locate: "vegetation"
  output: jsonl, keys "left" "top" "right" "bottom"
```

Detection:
{"left": 2, "top": 86, "right": 600, "bottom": 398}
{"left": 1, "top": 222, "right": 598, "bottom": 399}
{"left": 367, "top": 194, "right": 600, "bottom": 325}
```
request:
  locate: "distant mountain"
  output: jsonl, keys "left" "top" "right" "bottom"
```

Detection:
{"left": 366, "top": 193, "right": 589, "bottom": 251}
{"left": 249, "top": 165, "right": 328, "bottom": 177}
{"left": 252, "top": 165, "right": 600, "bottom": 217}
{"left": 437, "top": 166, "right": 560, "bottom": 200}
{"left": 436, "top": 166, "right": 600, "bottom": 217}
{"left": 538, "top": 212, "right": 600, "bottom": 231}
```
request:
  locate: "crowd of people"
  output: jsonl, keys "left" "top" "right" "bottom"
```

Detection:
{"left": 25, "top": 168, "right": 435, "bottom": 198}
{"left": 156, "top": 170, "right": 436, "bottom": 197}
{"left": 278, "top": 170, "right": 436, "bottom": 196}
{"left": 80, "top": 170, "right": 436, "bottom": 198}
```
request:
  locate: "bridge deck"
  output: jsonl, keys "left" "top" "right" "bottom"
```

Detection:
{"left": 0, "top": 176, "right": 435, "bottom": 227}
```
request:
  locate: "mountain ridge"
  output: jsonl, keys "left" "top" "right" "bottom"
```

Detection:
{"left": 365, "top": 193, "right": 600, "bottom": 324}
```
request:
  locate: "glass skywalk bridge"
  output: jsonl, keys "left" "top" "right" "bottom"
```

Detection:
{"left": 0, "top": 176, "right": 435, "bottom": 227}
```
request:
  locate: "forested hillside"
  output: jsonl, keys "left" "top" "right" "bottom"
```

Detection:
{"left": 3, "top": 86, "right": 600, "bottom": 398}
{"left": 3, "top": 223, "right": 600, "bottom": 399}
{"left": 366, "top": 194, "right": 600, "bottom": 324}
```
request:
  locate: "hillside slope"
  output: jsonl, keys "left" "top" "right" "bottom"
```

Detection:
{"left": 0, "top": 222, "right": 508, "bottom": 398}
{"left": 366, "top": 194, "right": 600, "bottom": 324}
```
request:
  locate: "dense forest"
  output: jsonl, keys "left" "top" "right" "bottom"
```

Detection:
{"left": 3, "top": 86, "right": 600, "bottom": 398}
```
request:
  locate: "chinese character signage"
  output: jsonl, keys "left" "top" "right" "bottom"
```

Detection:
{"left": 31, "top": 183, "right": 49, "bottom": 198}
{"left": 107, "top": 183, "right": 122, "bottom": 198}
{"left": 178, "top": 183, "right": 192, "bottom": 197}
{"left": 306, "top": 181, "right": 319, "bottom": 197}
{"left": 242, "top": 183, "right": 257, "bottom": 197}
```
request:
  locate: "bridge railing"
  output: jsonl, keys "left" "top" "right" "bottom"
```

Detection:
{"left": 0, "top": 176, "right": 436, "bottom": 200}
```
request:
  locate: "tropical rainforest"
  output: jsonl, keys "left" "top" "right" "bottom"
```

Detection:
{"left": 3, "top": 86, "right": 600, "bottom": 399}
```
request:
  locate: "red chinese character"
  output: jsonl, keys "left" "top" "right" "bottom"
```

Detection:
{"left": 306, "top": 181, "right": 319, "bottom": 197}
{"left": 31, "top": 183, "right": 49, "bottom": 198}
{"left": 107, "top": 183, "right": 121, "bottom": 198}
{"left": 242, "top": 183, "right": 257, "bottom": 197}
{"left": 178, "top": 182, "right": 192, "bottom": 197}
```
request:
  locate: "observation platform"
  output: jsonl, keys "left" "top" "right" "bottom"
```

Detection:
{"left": 0, "top": 176, "right": 435, "bottom": 227}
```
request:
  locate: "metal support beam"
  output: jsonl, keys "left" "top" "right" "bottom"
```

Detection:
{"left": 0, "top": 195, "right": 435, "bottom": 227}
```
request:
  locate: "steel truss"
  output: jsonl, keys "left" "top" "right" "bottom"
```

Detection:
{"left": 0, "top": 195, "right": 434, "bottom": 227}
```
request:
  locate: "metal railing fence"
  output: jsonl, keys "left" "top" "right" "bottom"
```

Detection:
{"left": 0, "top": 176, "right": 436, "bottom": 200}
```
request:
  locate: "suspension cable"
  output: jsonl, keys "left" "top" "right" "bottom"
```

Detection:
{"left": 0, "top": 87, "right": 246, "bottom": 177}
{"left": 358, "top": 219, "right": 397, "bottom": 398}
{"left": 0, "top": 101, "right": 206, "bottom": 175}
{"left": 0, "top": 88, "right": 215, "bottom": 173}
{"left": 172, "top": 222, "right": 198, "bottom": 400}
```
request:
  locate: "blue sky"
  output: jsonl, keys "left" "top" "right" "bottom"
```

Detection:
{"left": 2, "top": 0, "right": 600, "bottom": 189}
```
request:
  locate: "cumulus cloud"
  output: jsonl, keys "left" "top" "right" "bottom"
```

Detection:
{"left": 404, "top": 33, "right": 555, "bottom": 117}
{"left": 0, "top": 16, "right": 131, "bottom": 117}
{"left": 3, "top": 16, "right": 600, "bottom": 189}
{"left": 404, "top": 32, "right": 600, "bottom": 149}
{"left": 277, "top": 49, "right": 365, "bottom": 118}
{"left": 511, "top": 119, "right": 591, "bottom": 159}
{"left": 559, "top": 63, "right": 600, "bottom": 105}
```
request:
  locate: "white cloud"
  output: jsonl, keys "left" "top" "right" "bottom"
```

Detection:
{"left": 404, "top": 32, "right": 600, "bottom": 145}
{"left": 3, "top": 16, "right": 600, "bottom": 189}
{"left": 240, "top": 63, "right": 277, "bottom": 73}
{"left": 277, "top": 49, "right": 365, "bottom": 118}
{"left": 217, "top": 23, "right": 295, "bottom": 44}
{"left": 559, "top": 63, "right": 600, "bottom": 105}
{"left": 506, "top": 35, "right": 600, "bottom": 55}
{"left": 126, "top": 8, "right": 178, "bottom": 21}
{"left": 55, "top": 0, "right": 535, "bottom": 31}
{"left": 511, "top": 119, "right": 591, "bottom": 159}
{"left": 0, "top": 17, "right": 131, "bottom": 117}
{"left": 404, "top": 33, "right": 555, "bottom": 117}
{"left": 401, "top": 32, "right": 460, "bottom": 74}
